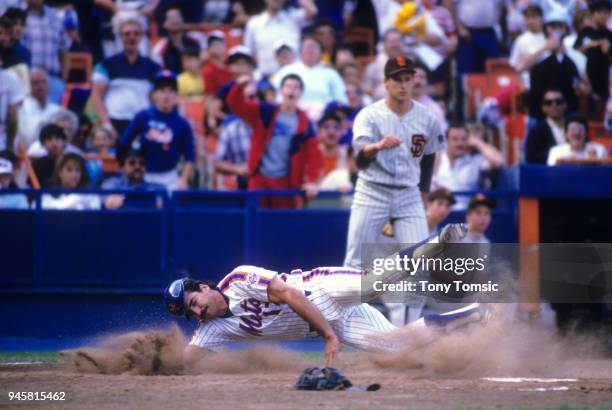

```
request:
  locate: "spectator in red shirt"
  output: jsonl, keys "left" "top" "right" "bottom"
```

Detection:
{"left": 202, "top": 30, "right": 232, "bottom": 95}
{"left": 227, "top": 73, "right": 321, "bottom": 208}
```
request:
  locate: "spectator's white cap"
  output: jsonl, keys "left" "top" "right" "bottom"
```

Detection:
{"left": 544, "top": 8, "right": 569, "bottom": 26}
{"left": 208, "top": 30, "right": 226, "bottom": 41}
{"left": 0, "top": 158, "right": 13, "bottom": 175}
{"left": 228, "top": 45, "right": 252, "bottom": 58}
{"left": 226, "top": 45, "right": 256, "bottom": 66}
{"left": 273, "top": 40, "right": 295, "bottom": 54}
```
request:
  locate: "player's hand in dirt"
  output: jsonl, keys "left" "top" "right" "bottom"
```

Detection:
{"left": 376, "top": 135, "right": 402, "bottom": 151}
{"left": 324, "top": 333, "right": 341, "bottom": 366}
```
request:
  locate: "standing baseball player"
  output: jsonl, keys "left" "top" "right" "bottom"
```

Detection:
{"left": 344, "top": 55, "right": 444, "bottom": 325}
{"left": 164, "top": 224, "right": 485, "bottom": 366}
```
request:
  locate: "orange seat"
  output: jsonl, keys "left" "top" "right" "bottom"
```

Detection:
{"left": 589, "top": 122, "right": 612, "bottom": 150}
{"left": 64, "top": 52, "right": 93, "bottom": 84}
{"left": 179, "top": 97, "right": 206, "bottom": 139}
{"left": 485, "top": 58, "right": 517, "bottom": 76}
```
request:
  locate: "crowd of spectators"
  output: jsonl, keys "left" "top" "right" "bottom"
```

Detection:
{"left": 0, "top": 0, "right": 610, "bottom": 215}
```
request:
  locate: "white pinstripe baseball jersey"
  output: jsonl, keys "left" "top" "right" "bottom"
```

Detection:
{"left": 189, "top": 265, "right": 397, "bottom": 351}
{"left": 352, "top": 99, "right": 443, "bottom": 187}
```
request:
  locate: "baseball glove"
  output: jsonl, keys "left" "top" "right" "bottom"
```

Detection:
{"left": 295, "top": 367, "right": 353, "bottom": 390}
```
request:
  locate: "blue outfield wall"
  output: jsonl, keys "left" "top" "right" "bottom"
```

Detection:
{"left": 0, "top": 185, "right": 519, "bottom": 350}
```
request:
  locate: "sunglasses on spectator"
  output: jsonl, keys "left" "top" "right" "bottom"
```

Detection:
{"left": 126, "top": 159, "right": 146, "bottom": 167}
{"left": 543, "top": 98, "right": 565, "bottom": 106}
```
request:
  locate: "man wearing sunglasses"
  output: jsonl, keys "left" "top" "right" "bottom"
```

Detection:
{"left": 525, "top": 88, "right": 567, "bottom": 164}
{"left": 529, "top": 9, "right": 586, "bottom": 123}
{"left": 101, "top": 148, "right": 164, "bottom": 209}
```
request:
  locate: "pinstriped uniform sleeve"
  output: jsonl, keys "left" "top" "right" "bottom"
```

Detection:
{"left": 189, "top": 322, "right": 232, "bottom": 351}
{"left": 351, "top": 107, "right": 377, "bottom": 156}
{"left": 424, "top": 113, "right": 444, "bottom": 155}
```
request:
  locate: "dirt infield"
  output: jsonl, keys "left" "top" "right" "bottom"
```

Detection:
{"left": 1, "top": 361, "right": 612, "bottom": 410}
{"left": 2, "top": 316, "right": 612, "bottom": 410}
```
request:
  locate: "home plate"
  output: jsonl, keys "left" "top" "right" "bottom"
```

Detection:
{"left": 482, "top": 377, "right": 578, "bottom": 383}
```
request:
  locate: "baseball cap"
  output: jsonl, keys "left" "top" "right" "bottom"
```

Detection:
{"left": 467, "top": 193, "right": 492, "bottom": 211}
{"left": 226, "top": 45, "right": 255, "bottom": 66}
{"left": 427, "top": 188, "right": 456, "bottom": 205}
{"left": 164, "top": 278, "right": 189, "bottom": 318}
{"left": 153, "top": 70, "right": 178, "bottom": 91}
{"left": 274, "top": 40, "right": 294, "bottom": 54}
{"left": 384, "top": 55, "right": 416, "bottom": 79}
{"left": 208, "top": 30, "right": 226, "bottom": 41}
{"left": 544, "top": 8, "right": 569, "bottom": 26}
{"left": 0, "top": 158, "right": 13, "bottom": 175}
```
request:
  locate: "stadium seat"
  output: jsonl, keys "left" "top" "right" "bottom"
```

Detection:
{"left": 589, "top": 122, "right": 612, "bottom": 150}
{"left": 179, "top": 97, "right": 206, "bottom": 139}
{"left": 485, "top": 58, "right": 516, "bottom": 76}
{"left": 64, "top": 52, "right": 93, "bottom": 84}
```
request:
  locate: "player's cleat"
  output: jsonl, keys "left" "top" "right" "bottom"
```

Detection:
{"left": 438, "top": 223, "right": 468, "bottom": 243}
{"left": 423, "top": 302, "right": 490, "bottom": 331}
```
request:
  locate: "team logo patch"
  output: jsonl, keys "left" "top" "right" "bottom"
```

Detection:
{"left": 168, "top": 303, "right": 181, "bottom": 314}
{"left": 246, "top": 272, "right": 259, "bottom": 285}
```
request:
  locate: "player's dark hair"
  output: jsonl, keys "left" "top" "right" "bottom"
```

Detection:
{"left": 39, "top": 123, "right": 67, "bottom": 143}
{"left": 183, "top": 278, "right": 218, "bottom": 292}
{"left": 281, "top": 74, "right": 304, "bottom": 91}
{"left": 3, "top": 7, "right": 26, "bottom": 25}
{"left": 0, "top": 149, "right": 18, "bottom": 166}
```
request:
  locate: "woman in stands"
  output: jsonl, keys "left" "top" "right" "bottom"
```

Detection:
{"left": 41, "top": 152, "right": 101, "bottom": 210}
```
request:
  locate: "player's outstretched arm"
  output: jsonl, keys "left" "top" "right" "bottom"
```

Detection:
{"left": 267, "top": 276, "right": 340, "bottom": 366}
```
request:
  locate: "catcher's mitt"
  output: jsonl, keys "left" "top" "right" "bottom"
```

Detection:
{"left": 295, "top": 367, "right": 353, "bottom": 391}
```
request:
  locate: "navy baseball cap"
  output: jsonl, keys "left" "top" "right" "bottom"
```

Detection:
{"left": 154, "top": 70, "right": 178, "bottom": 91}
{"left": 164, "top": 278, "right": 188, "bottom": 317}
{"left": 384, "top": 55, "right": 416, "bottom": 79}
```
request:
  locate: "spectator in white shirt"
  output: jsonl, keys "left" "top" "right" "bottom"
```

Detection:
{"left": 509, "top": 5, "right": 547, "bottom": 88}
{"left": 17, "top": 68, "right": 60, "bottom": 150}
{"left": 243, "top": 0, "right": 317, "bottom": 76}
{"left": 0, "top": 54, "right": 25, "bottom": 151}
{"left": 41, "top": 152, "right": 101, "bottom": 210}
{"left": 272, "top": 33, "right": 348, "bottom": 120}
{"left": 433, "top": 123, "right": 504, "bottom": 210}
{"left": 27, "top": 109, "right": 82, "bottom": 158}
{"left": 547, "top": 114, "right": 608, "bottom": 165}
{"left": 363, "top": 28, "right": 404, "bottom": 100}
{"left": 411, "top": 63, "right": 448, "bottom": 135}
